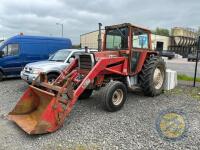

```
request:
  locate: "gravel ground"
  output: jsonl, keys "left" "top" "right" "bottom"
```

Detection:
{"left": 0, "top": 79, "right": 200, "bottom": 150}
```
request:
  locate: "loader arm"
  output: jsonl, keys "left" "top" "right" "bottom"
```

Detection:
{"left": 8, "top": 56, "right": 127, "bottom": 134}
{"left": 50, "top": 57, "right": 127, "bottom": 125}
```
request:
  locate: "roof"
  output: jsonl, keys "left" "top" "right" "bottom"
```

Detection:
{"left": 105, "top": 23, "right": 151, "bottom": 32}
{"left": 80, "top": 29, "right": 105, "bottom": 36}
{"left": 80, "top": 23, "right": 151, "bottom": 36}
{"left": 7, "top": 35, "right": 71, "bottom": 41}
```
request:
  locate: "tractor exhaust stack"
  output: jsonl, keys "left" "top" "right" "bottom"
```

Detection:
{"left": 98, "top": 23, "right": 102, "bottom": 51}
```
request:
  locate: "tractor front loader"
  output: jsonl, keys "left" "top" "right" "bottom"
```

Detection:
{"left": 8, "top": 23, "right": 166, "bottom": 134}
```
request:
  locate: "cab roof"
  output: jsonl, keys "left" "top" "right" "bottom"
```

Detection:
{"left": 105, "top": 23, "right": 151, "bottom": 32}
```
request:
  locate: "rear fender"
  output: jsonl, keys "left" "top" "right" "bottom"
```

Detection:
{"left": 46, "top": 71, "right": 60, "bottom": 76}
{"left": 133, "top": 51, "right": 158, "bottom": 75}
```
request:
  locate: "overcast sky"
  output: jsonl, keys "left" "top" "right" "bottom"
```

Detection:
{"left": 0, "top": 0, "right": 199, "bottom": 44}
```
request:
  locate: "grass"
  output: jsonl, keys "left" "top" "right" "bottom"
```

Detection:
{"left": 177, "top": 74, "right": 200, "bottom": 82}
{"left": 190, "top": 87, "right": 200, "bottom": 101}
{"left": 165, "top": 85, "right": 200, "bottom": 101}
{"left": 167, "top": 74, "right": 200, "bottom": 100}
{"left": 164, "top": 87, "right": 183, "bottom": 95}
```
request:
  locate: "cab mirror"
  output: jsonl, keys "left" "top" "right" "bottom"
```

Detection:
{"left": 0, "top": 51, "right": 4, "bottom": 58}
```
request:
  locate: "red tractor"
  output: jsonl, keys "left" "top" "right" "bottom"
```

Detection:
{"left": 8, "top": 23, "right": 166, "bottom": 134}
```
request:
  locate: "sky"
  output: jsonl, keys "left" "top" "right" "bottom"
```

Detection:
{"left": 0, "top": 0, "right": 199, "bottom": 44}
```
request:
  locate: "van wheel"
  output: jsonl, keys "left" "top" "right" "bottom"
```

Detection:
{"left": 47, "top": 73, "right": 59, "bottom": 83}
{"left": 0, "top": 71, "right": 3, "bottom": 81}
{"left": 100, "top": 81, "right": 127, "bottom": 112}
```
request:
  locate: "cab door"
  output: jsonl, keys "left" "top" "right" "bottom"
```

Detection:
{"left": 130, "top": 29, "right": 150, "bottom": 74}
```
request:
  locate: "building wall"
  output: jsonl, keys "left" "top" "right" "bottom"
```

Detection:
{"left": 80, "top": 30, "right": 170, "bottom": 51}
{"left": 151, "top": 34, "right": 170, "bottom": 50}
{"left": 80, "top": 30, "right": 105, "bottom": 49}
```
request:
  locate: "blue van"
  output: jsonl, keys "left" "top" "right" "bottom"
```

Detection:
{"left": 0, "top": 35, "right": 72, "bottom": 80}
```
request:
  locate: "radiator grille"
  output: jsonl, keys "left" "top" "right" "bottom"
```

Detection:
{"left": 79, "top": 54, "right": 94, "bottom": 70}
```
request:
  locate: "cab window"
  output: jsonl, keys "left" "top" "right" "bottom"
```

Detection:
{"left": 132, "top": 30, "right": 149, "bottom": 49}
{"left": 106, "top": 27, "right": 128, "bottom": 50}
{"left": 2, "top": 44, "right": 19, "bottom": 56}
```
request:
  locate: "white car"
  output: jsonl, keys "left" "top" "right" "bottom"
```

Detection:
{"left": 21, "top": 49, "right": 97, "bottom": 83}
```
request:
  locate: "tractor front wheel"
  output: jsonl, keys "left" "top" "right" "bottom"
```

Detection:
{"left": 101, "top": 81, "right": 127, "bottom": 112}
{"left": 79, "top": 89, "right": 93, "bottom": 99}
{"left": 139, "top": 56, "right": 166, "bottom": 96}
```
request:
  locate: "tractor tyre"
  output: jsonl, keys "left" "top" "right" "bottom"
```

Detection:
{"left": 139, "top": 56, "right": 166, "bottom": 96}
{"left": 79, "top": 89, "right": 93, "bottom": 99}
{"left": 101, "top": 81, "right": 127, "bottom": 112}
{"left": 0, "top": 71, "right": 3, "bottom": 81}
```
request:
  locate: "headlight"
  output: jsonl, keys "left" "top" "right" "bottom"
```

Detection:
{"left": 32, "top": 68, "right": 44, "bottom": 74}
{"left": 23, "top": 66, "right": 28, "bottom": 71}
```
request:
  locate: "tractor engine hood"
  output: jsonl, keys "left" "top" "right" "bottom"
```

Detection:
{"left": 78, "top": 51, "right": 126, "bottom": 72}
{"left": 94, "top": 51, "right": 120, "bottom": 61}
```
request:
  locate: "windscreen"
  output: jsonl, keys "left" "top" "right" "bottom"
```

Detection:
{"left": 106, "top": 27, "right": 128, "bottom": 50}
{"left": 49, "top": 50, "right": 71, "bottom": 62}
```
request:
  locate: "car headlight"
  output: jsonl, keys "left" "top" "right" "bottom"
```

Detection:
{"left": 32, "top": 68, "right": 44, "bottom": 74}
{"left": 23, "top": 66, "right": 28, "bottom": 71}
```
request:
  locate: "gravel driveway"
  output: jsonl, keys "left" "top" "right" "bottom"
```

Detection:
{"left": 0, "top": 79, "right": 200, "bottom": 150}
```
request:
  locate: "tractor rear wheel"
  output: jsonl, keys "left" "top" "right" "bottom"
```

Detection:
{"left": 101, "top": 81, "right": 127, "bottom": 112}
{"left": 79, "top": 89, "right": 93, "bottom": 99}
{"left": 139, "top": 56, "right": 166, "bottom": 96}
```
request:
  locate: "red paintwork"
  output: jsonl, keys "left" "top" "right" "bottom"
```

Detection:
{"left": 8, "top": 23, "right": 158, "bottom": 134}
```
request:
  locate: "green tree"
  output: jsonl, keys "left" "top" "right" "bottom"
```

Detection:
{"left": 152, "top": 28, "right": 170, "bottom": 36}
{"left": 72, "top": 44, "right": 81, "bottom": 49}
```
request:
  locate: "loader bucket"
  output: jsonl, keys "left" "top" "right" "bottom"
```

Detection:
{"left": 8, "top": 86, "right": 63, "bottom": 134}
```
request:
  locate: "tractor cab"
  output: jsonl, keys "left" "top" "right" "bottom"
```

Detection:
{"left": 100, "top": 23, "right": 155, "bottom": 75}
{"left": 103, "top": 23, "right": 151, "bottom": 51}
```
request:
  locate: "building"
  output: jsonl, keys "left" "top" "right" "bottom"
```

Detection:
{"left": 151, "top": 34, "right": 170, "bottom": 51}
{"left": 80, "top": 30, "right": 170, "bottom": 51}
{"left": 0, "top": 37, "right": 6, "bottom": 43}
{"left": 169, "top": 27, "right": 198, "bottom": 57}
{"left": 80, "top": 30, "right": 105, "bottom": 49}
